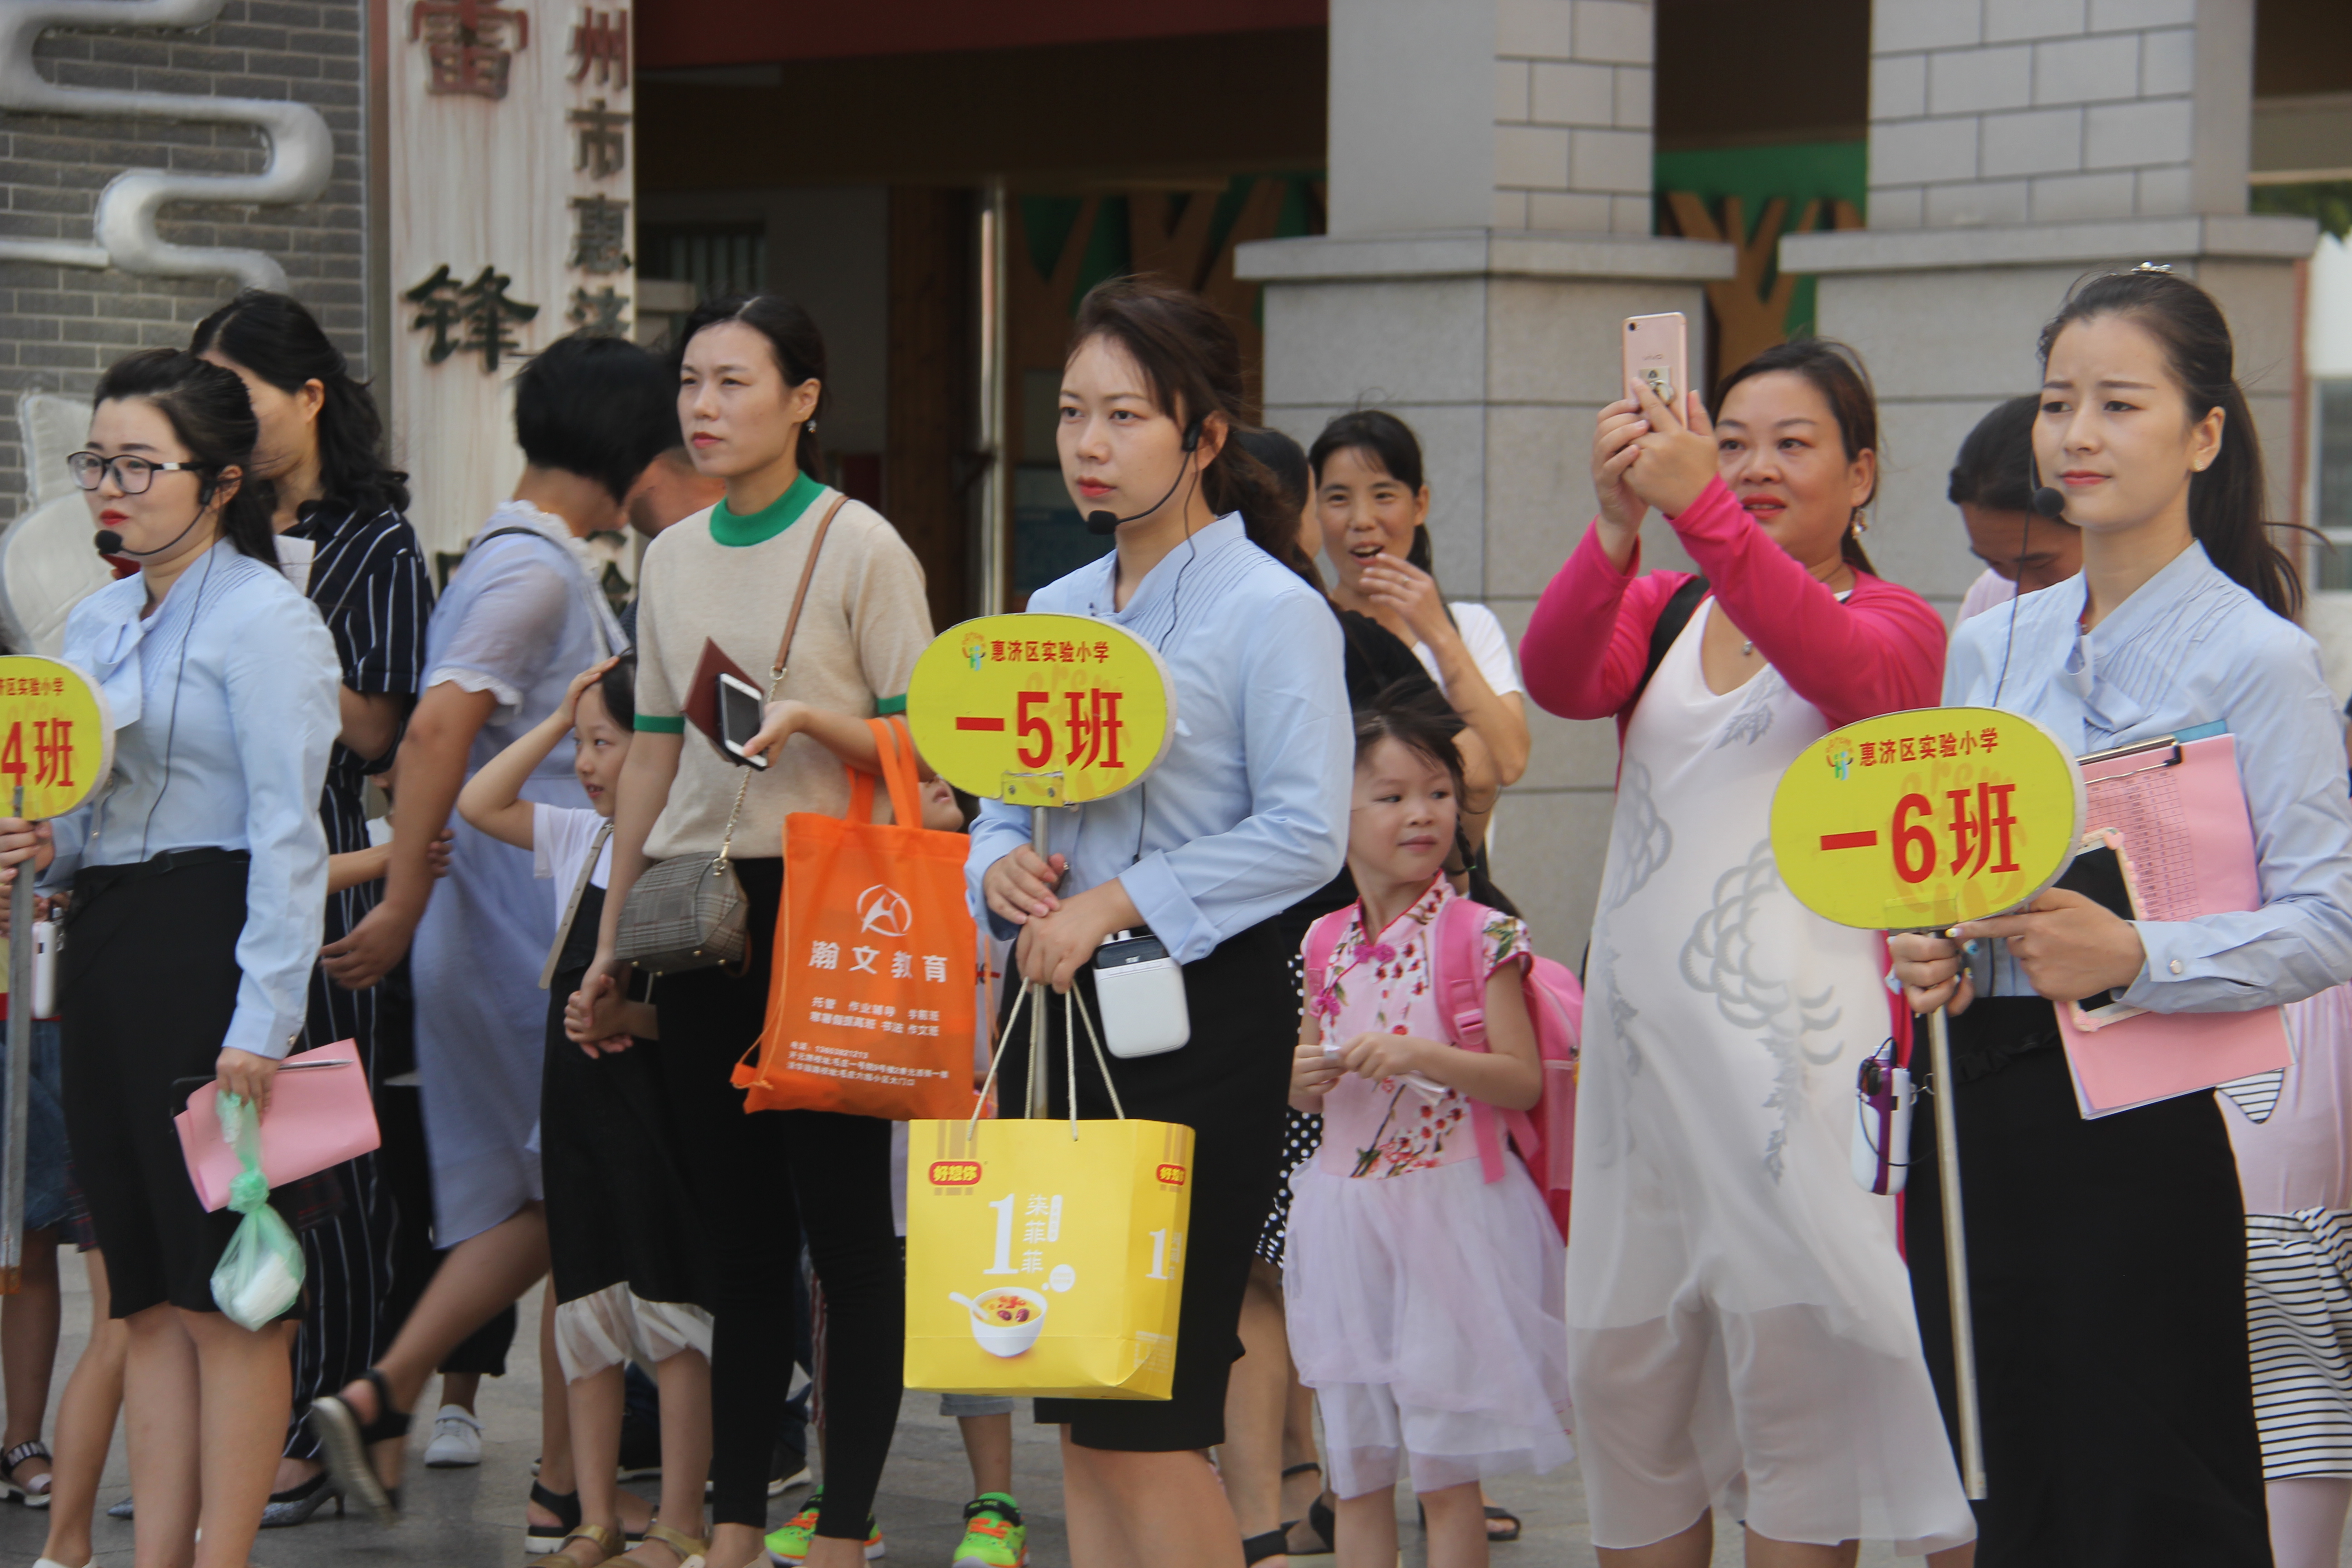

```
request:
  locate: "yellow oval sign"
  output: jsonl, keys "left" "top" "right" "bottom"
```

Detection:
{"left": 0, "top": 656, "right": 109, "bottom": 820}
{"left": 1770, "top": 705, "right": 2082, "bottom": 931}
{"left": 906, "top": 615, "right": 1173, "bottom": 804}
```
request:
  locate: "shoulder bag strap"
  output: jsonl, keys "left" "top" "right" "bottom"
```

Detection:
{"left": 712, "top": 492, "right": 849, "bottom": 865}
{"left": 540, "top": 818, "right": 615, "bottom": 991}
{"left": 1632, "top": 574, "right": 1710, "bottom": 708}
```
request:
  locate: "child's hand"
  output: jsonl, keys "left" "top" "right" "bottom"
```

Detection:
{"left": 1290, "top": 1039, "right": 1343, "bottom": 1104}
{"left": 424, "top": 826, "right": 456, "bottom": 879}
{"left": 564, "top": 970, "right": 636, "bottom": 1057}
{"left": 557, "top": 656, "right": 622, "bottom": 729}
{"left": 1337, "top": 1029, "right": 1438, "bottom": 1085}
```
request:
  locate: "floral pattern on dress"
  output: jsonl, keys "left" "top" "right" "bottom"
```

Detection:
{"left": 1304, "top": 876, "right": 1532, "bottom": 1181}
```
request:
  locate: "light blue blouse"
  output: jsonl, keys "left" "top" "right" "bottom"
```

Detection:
{"left": 965, "top": 514, "right": 1351, "bottom": 964}
{"left": 46, "top": 541, "right": 339, "bottom": 1058}
{"left": 1947, "top": 540, "right": 2352, "bottom": 1010}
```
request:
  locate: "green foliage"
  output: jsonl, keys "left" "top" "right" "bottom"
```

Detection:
{"left": 2251, "top": 181, "right": 2352, "bottom": 240}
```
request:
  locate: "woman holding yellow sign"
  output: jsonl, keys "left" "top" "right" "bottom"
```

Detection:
{"left": 1521, "top": 339, "right": 1976, "bottom": 1565}
{"left": 1891, "top": 269, "right": 2352, "bottom": 1567}
{"left": 968, "top": 278, "right": 1350, "bottom": 1568}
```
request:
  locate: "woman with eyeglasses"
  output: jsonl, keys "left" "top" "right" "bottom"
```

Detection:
{"left": 0, "top": 348, "right": 338, "bottom": 1568}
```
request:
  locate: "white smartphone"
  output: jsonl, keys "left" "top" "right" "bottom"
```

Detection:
{"left": 1093, "top": 930, "right": 1189, "bottom": 1058}
{"left": 1623, "top": 312, "right": 1689, "bottom": 410}
{"left": 715, "top": 671, "right": 770, "bottom": 770}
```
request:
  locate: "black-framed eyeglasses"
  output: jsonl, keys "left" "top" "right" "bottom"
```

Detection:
{"left": 67, "top": 451, "right": 199, "bottom": 495}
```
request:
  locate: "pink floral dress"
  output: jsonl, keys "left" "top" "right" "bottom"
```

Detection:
{"left": 1284, "top": 876, "right": 1573, "bottom": 1499}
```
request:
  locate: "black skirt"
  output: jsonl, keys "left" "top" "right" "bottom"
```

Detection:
{"left": 1906, "top": 997, "right": 2269, "bottom": 1566}
{"left": 1000, "top": 917, "right": 1296, "bottom": 1451}
{"left": 542, "top": 882, "right": 712, "bottom": 1312}
{"left": 60, "top": 848, "right": 301, "bottom": 1318}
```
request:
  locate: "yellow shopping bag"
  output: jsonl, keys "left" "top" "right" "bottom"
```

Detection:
{"left": 904, "top": 989, "right": 1192, "bottom": 1398}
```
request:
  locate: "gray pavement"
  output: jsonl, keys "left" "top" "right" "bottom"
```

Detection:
{"left": 3, "top": 1255, "right": 2305, "bottom": 1567}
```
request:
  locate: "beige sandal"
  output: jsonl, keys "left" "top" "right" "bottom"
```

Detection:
{"left": 630, "top": 1522, "right": 710, "bottom": 1568}
{"left": 531, "top": 1521, "right": 623, "bottom": 1568}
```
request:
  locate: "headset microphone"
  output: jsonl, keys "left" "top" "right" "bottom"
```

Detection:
{"left": 1083, "top": 419, "right": 1205, "bottom": 537}
{"left": 93, "top": 508, "right": 206, "bottom": 559}
{"left": 2030, "top": 485, "right": 2067, "bottom": 520}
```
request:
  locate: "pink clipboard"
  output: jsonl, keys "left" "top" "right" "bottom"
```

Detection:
{"left": 173, "top": 1040, "right": 382, "bottom": 1212}
{"left": 2056, "top": 734, "right": 2291, "bottom": 1117}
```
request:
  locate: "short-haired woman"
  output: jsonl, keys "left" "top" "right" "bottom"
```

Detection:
{"left": 970, "top": 277, "right": 1350, "bottom": 1568}
{"left": 0, "top": 348, "right": 339, "bottom": 1568}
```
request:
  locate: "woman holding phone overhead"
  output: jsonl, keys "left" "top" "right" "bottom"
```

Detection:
{"left": 968, "top": 277, "right": 1349, "bottom": 1568}
{"left": 575, "top": 294, "right": 935, "bottom": 1568}
{"left": 1891, "top": 267, "right": 2352, "bottom": 1568}
{"left": 1519, "top": 336, "right": 1974, "bottom": 1566}
{"left": 0, "top": 348, "right": 338, "bottom": 1568}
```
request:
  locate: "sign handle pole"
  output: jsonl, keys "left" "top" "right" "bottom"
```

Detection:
{"left": 0, "top": 787, "right": 30, "bottom": 1294}
{"left": 1024, "top": 806, "right": 1051, "bottom": 1120}
{"left": 1927, "top": 1002, "right": 1985, "bottom": 1499}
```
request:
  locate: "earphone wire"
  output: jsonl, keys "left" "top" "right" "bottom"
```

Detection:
{"left": 137, "top": 522, "right": 218, "bottom": 859}
{"left": 1990, "top": 447, "right": 2038, "bottom": 708}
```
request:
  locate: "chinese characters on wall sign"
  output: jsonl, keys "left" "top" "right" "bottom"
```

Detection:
{"left": 404, "top": 5, "right": 634, "bottom": 376}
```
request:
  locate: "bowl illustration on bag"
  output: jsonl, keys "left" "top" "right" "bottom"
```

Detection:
{"left": 951, "top": 1288, "right": 1048, "bottom": 1357}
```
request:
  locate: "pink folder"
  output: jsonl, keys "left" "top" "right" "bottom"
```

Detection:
{"left": 2056, "top": 735, "right": 2292, "bottom": 1117}
{"left": 174, "top": 1040, "right": 382, "bottom": 1212}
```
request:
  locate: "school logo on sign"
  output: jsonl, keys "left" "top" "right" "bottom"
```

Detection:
{"left": 858, "top": 883, "right": 914, "bottom": 937}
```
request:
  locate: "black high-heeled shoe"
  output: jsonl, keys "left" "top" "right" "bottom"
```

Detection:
{"left": 305, "top": 1367, "right": 408, "bottom": 1527}
{"left": 258, "top": 1470, "right": 343, "bottom": 1528}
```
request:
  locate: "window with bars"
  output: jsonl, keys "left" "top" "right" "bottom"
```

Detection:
{"left": 638, "top": 223, "right": 768, "bottom": 301}
{"left": 2318, "top": 380, "right": 2352, "bottom": 592}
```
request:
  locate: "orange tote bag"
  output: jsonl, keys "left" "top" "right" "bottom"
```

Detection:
{"left": 736, "top": 716, "right": 977, "bottom": 1119}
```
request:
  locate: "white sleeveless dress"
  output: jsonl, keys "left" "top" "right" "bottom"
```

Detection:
{"left": 1567, "top": 601, "right": 1975, "bottom": 1553}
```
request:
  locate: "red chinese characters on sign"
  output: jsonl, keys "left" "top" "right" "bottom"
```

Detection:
{"left": 1000, "top": 688, "right": 1126, "bottom": 771}
{"left": 568, "top": 7, "right": 628, "bottom": 87}
{"left": 1856, "top": 726, "right": 2004, "bottom": 767}
{"left": 1889, "top": 783, "right": 2021, "bottom": 885}
{"left": 411, "top": 0, "right": 529, "bottom": 98}
{"left": 0, "top": 719, "right": 74, "bottom": 792}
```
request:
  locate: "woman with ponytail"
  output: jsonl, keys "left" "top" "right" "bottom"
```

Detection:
{"left": 1522, "top": 337, "right": 1975, "bottom": 1565}
{"left": 575, "top": 294, "right": 936, "bottom": 1568}
{"left": 968, "top": 277, "right": 1349, "bottom": 1568}
{"left": 190, "top": 288, "right": 436, "bottom": 1522}
{"left": 0, "top": 348, "right": 339, "bottom": 1568}
{"left": 1892, "top": 267, "right": 2352, "bottom": 1567}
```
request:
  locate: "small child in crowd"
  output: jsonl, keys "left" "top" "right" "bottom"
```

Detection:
{"left": 1285, "top": 686, "right": 1572, "bottom": 1568}
{"left": 462, "top": 655, "right": 715, "bottom": 1568}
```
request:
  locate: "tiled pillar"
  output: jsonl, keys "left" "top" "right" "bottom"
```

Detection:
{"left": 1245, "top": 0, "right": 1730, "bottom": 960}
{"left": 1784, "top": 0, "right": 2311, "bottom": 622}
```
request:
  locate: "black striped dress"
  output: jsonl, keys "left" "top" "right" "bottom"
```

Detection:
{"left": 279, "top": 502, "right": 433, "bottom": 1462}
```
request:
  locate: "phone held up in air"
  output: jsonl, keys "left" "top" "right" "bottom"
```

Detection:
{"left": 715, "top": 671, "right": 771, "bottom": 770}
{"left": 1093, "top": 928, "right": 1190, "bottom": 1059}
{"left": 1622, "top": 312, "right": 1689, "bottom": 412}
{"left": 2055, "top": 828, "right": 2147, "bottom": 1030}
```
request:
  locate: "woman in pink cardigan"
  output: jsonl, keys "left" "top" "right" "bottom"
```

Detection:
{"left": 1522, "top": 339, "right": 1975, "bottom": 1568}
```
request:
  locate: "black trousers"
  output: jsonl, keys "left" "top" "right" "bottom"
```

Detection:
{"left": 1908, "top": 998, "right": 2270, "bottom": 1566}
{"left": 652, "top": 857, "right": 902, "bottom": 1535}
{"left": 1001, "top": 918, "right": 1295, "bottom": 1451}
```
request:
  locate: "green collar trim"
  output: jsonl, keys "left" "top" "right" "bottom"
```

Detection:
{"left": 710, "top": 471, "right": 826, "bottom": 547}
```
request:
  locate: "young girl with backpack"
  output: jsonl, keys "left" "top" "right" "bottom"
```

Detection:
{"left": 1285, "top": 684, "right": 1573, "bottom": 1568}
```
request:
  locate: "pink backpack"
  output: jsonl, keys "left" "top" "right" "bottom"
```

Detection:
{"left": 1304, "top": 896, "right": 1582, "bottom": 1241}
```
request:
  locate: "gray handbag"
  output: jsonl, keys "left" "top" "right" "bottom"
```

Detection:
{"left": 612, "top": 496, "right": 841, "bottom": 977}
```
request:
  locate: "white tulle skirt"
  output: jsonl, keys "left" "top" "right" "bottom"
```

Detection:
{"left": 553, "top": 1284, "right": 714, "bottom": 1382}
{"left": 1283, "top": 1155, "right": 1574, "bottom": 1498}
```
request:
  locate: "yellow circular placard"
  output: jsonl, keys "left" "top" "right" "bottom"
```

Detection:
{"left": 1770, "top": 706, "right": 2082, "bottom": 931}
{"left": 906, "top": 615, "right": 1174, "bottom": 804}
{"left": 0, "top": 656, "right": 110, "bottom": 820}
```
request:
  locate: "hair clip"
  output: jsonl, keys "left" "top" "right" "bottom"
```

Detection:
{"left": 2132, "top": 261, "right": 2176, "bottom": 274}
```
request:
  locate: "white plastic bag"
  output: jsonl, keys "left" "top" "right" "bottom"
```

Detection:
{"left": 208, "top": 1090, "right": 304, "bottom": 1329}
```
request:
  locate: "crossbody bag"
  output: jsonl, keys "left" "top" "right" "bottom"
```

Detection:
{"left": 612, "top": 495, "right": 843, "bottom": 975}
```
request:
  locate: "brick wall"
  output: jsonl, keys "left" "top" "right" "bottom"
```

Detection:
{"left": 1868, "top": 0, "right": 2229, "bottom": 229}
{"left": 0, "top": 0, "right": 367, "bottom": 512}
{"left": 1492, "top": 0, "right": 1653, "bottom": 233}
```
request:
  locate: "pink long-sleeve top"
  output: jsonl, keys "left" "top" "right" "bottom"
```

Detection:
{"left": 1521, "top": 476, "right": 1946, "bottom": 740}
